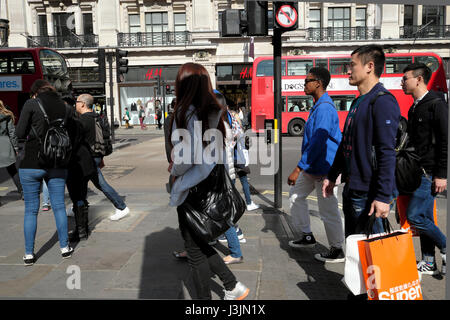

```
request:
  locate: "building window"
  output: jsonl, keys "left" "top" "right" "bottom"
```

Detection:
{"left": 356, "top": 8, "right": 366, "bottom": 27}
{"left": 38, "top": 15, "right": 48, "bottom": 36}
{"left": 268, "top": 10, "right": 274, "bottom": 29}
{"left": 53, "top": 13, "right": 74, "bottom": 37}
{"left": 146, "top": 12, "right": 168, "bottom": 33}
{"left": 174, "top": 13, "right": 186, "bottom": 32}
{"left": 404, "top": 5, "right": 414, "bottom": 26}
{"left": 83, "top": 13, "right": 93, "bottom": 35}
{"left": 309, "top": 9, "right": 321, "bottom": 28}
{"left": 129, "top": 14, "right": 140, "bottom": 33}
{"left": 423, "top": 6, "right": 445, "bottom": 26}
{"left": 328, "top": 7, "right": 350, "bottom": 40}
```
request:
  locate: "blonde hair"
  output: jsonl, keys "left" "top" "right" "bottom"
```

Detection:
{"left": 0, "top": 100, "right": 15, "bottom": 123}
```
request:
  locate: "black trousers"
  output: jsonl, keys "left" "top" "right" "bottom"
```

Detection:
{"left": 177, "top": 207, "right": 237, "bottom": 299}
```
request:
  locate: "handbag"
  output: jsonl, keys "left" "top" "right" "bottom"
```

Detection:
{"left": 179, "top": 163, "right": 246, "bottom": 243}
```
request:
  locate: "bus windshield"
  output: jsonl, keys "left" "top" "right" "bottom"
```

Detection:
{"left": 40, "top": 49, "right": 67, "bottom": 77}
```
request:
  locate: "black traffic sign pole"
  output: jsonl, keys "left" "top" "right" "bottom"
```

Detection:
{"left": 108, "top": 51, "right": 115, "bottom": 144}
{"left": 273, "top": 27, "right": 283, "bottom": 209}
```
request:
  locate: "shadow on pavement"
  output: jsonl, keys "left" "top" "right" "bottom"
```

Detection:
{"left": 260, "top": 206, "right": 349, "bottom": 300}
{"left": 139, "top": 227, "right": 195, "bottom": 299}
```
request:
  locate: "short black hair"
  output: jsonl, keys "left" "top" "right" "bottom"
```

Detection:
{"left": 351, "top": 45, "right": 385, "bottom": 78}
{"left": 403, "top": 62, "right": 432, "bottom": 84}
{"left": 308, "top": 67, "right": 331, "bottom": 89}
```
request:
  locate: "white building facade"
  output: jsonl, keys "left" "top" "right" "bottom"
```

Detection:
{"left": 3, "top": 0, "right": 450, "bottom": 125}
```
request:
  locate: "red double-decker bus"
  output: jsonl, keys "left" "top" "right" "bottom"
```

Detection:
{"left": 0, "top": 47, "right": 72, "bottom": 122}
{"left": 251, "top": 52, "right": 448, "bottom": 136}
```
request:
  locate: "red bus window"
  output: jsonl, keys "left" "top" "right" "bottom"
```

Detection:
{"left": 39, "top": 49, "right": 67, "bottom": 77}
{"left": 315, "top": 58, "right": 328, "bottom": 69}
{"left": 330, "top": 58, "right": 350, "bottom": 75}
{"left": 414, "top": 56, "right": 439, "bottom": 72}
{"left": 330, "top": 95, "right": 356, "bottom": 111}
{"left": 287, "top": 60, "right": 313, "bottom": 76}
{"left": 0, "top": 55, "right": 7, "bottom": 73}
{"left": 11, "top": 53, "right": 35, "bottom": 74}
{"left": 385, "top": 57, "right": 412, "bottom": 74}
{"left": 256, "top": 60, "right": 286, "bottom": 76}
{"left": 287, "top": 96, "right": 313, "bottom": 112}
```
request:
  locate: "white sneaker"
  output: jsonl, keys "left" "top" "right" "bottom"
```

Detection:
{"left": 224, "top": 281, "right": 250, "bottom": 300}
{"left": 110, "top": 207, "right": 129, "bottom": 221}
{"left": 66, "top": 207, "right": 74, "bottom": 217}
{"left": 246, "top": 202, "right": 259, "bottom": 211}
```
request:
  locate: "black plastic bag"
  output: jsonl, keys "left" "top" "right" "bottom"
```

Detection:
{"left": 179, "top": 164, "right": 246, "bottom": 243}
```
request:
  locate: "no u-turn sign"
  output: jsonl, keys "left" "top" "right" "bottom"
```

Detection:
{"left": 274, "top": 2, "right": 298, "bottom": 31}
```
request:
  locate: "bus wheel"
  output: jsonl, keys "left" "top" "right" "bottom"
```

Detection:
{"left": 288, "top": 119, "right": 305, "bottom": 137}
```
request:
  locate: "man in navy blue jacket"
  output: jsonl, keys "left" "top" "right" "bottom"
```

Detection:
{"left": 287, "top": 67, "right": 344, "bottom": 263}
{"left": 322, "top": 45, "right": 400, "bottom": 237}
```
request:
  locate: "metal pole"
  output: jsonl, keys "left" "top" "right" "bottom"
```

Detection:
{"left": 108, "top": 52, "right": 115, "bottom": 144}
{"left": 446, "top": 78, "right": 450, "bottom": 300}
{"left": 273, "top": 28, "right": 282, "bottom": 209}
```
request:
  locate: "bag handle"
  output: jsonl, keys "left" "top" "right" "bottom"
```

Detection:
{"left": 364, "top": 213, "right": 393, "bottom": 238}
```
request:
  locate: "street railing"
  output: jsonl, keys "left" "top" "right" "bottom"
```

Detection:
{"left": 400, "top": 25, "right": 450, "bottom": 39}
{"left": 27, "top": 34, "right": 99, "bottom": 48}
{"left": 117, "top": 31, "right": 192, "bottom": 47}
{"left": 307, "top": 27, "right": 381, "bottom": 41}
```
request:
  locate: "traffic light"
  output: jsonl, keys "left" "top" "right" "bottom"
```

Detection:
{"left": 273, "top": 2, "right": 298, "bottom": 32}
{"left": 246, "top": 1, "right": 268, "bottom": 36}
{"left": 94, "top": 48, "right": 106, "bottom": 83}
{"left": 115, "top": 49, "right": 128, "bottom": 83}
{"left": 165, "top": 84, "right": 171, "bottom": 95}
{"left": 221, "top": 9, "right": 242, "bottom": 37}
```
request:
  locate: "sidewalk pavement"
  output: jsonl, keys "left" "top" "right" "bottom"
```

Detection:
{"left": 0, "top": 136, "right": 445, "bottom": 300}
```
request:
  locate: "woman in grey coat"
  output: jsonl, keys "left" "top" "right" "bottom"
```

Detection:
{"left": 0, "top": 100, "right": 23, "bottom": 204}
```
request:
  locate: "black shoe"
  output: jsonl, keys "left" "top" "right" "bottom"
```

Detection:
{"left": 314, "top": 247, "right": 345, "bottom": 263}
{"left": 23, "top": 253, "right": 36, "bottom": 266}
{"left": 288, "top": 234, "right": 316, "bottom": 248}
{"left": 61, "top": 246, "right": 74, "bottom": 259}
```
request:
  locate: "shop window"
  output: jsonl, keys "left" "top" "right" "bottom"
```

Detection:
{"left": 217, "top": 65, "right": 233, "bottom": 81}
{"left": 330, "top": 58, "right": 350, "bottom": 75}
{"left": 287, "top": 60, "right": 313, "bottom": 76}
{"left": 287, "top": 96, "right": 314, "bottom": 112}
{"left": 385, "top": 57, "right": 413, "bottom": 74}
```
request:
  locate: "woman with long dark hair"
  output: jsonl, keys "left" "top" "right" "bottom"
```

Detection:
{"left": 16, "top": 79, "right": 75, "bottom": 266}
{"left": 168, "top": 63, "right": 249, "bottom": 300}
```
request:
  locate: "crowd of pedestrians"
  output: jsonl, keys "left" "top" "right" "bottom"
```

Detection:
{"left": 0, "top": 44, "right": 447, "bottom": 301}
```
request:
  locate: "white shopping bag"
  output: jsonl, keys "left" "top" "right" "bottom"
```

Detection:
{"left": 342, "top": 232, "right": 386, "bottom": 295}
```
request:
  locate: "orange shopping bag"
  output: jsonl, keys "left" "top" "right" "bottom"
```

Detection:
{"left": 397, "top": 195, "right": 437, "bottom": 236}
{"left": 357, "top": 231, "right": 422, "bottom": 300}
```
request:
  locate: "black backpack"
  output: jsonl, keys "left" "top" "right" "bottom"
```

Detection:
{"left": 91, "top": 114, "right": 113, "bottom": 157}
{"left": 370, "top": 91, "right": 436, "bottom": 194}
{"left": 32, "top": 99, "right": 72, "bottom": 168}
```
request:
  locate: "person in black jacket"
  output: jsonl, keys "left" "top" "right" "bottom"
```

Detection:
{"left": 75, "top": 94, "right": 130, "bottom": 221}
{"left": 401, "top": 62, "right": 448, "bottom": 276}
{"left": 16, "top": 79, "right": 75, "bottom": 266}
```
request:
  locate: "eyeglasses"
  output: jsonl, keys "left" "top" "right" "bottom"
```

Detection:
{"left": 401, "top": 76, "right": 416, "bottom": 83}
{"left": 304, "top": 78, "right": 320, "bottom": 84}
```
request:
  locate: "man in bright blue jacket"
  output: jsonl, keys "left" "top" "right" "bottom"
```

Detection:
{"left": 287, "top": 67, "right": 345, "bottom": 263}
{"left": 323, "top": 45, "right": 400, "bottom": 239}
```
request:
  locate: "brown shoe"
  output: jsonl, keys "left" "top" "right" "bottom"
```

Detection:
{"left": 223, "top": 255, "right": 243, "bottom": 265}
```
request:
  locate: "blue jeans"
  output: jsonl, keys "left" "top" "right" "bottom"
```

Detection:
{"left": 237, "top": 173, "right": 252, "bottom": 205}
{"left": 90, "top": 157, "right": 126, "bottom": 210}
{"left": 223, "top": 179, "right": 243, "bottom": 258}
{"left": 42, "top": 180, "right": 50, "bottom": 205}
{"left": 19, "top": 168, "right": 68, "bottom": 254}
{"left": 342, "top": 185, "right": 389, "bottom": 238}
{"left": 406, "top": 175, "right": 446, "bottom": 262}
